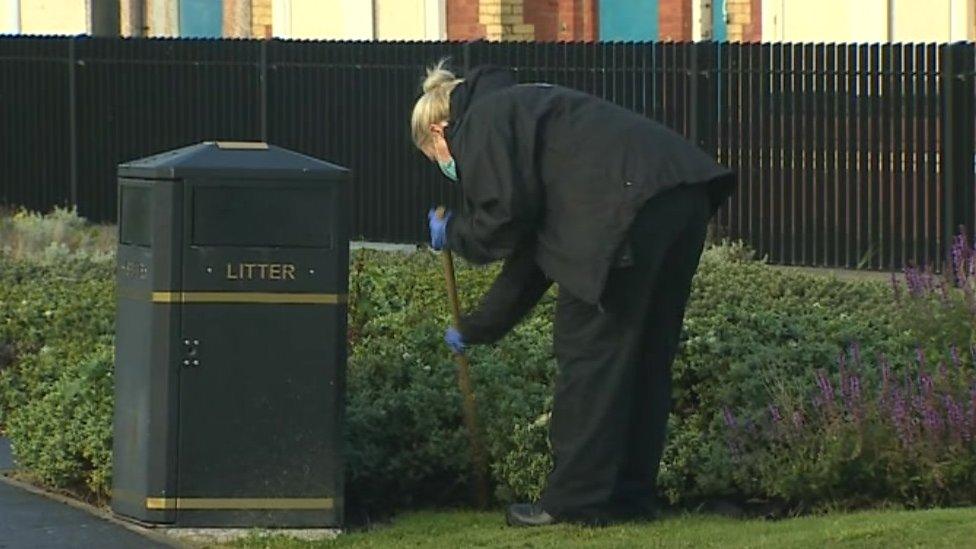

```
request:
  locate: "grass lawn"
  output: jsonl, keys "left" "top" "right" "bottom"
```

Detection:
{"left": 233, "top": 507, "right": 976, "bottom": 548}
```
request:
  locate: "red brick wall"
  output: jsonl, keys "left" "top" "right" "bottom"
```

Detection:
{"left": 580, "top": 0, "right": 598, "bottom": 41}
{"left": 745, "top": 0, "right": 762, "bottom": 42}
{"left": 448, "top": 0, "right": 597, "bottom": 42}
{"left": 448, "top": 0, "right": 486, "bottom": 40}
{"left": 522, "top": 0, "right": 596, "bottom": 42}
{"left": 659, "top": 0, "right": 692, "bottom": 41}
{"left": 524, "top": 0, "right": 559, "bottom": 40}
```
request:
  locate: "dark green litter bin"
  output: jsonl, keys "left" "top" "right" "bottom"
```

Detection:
{"left": 111, "top": 141, "right": 349, "bottom": 528}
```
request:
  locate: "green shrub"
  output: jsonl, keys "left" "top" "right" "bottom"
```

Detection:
{"left": 0, "top": 206, "right": 115, "bottom": 263}
{"left": 718, "top": 232, "right": 976, "bottom": 512}
{"left": 4, "top": 234, "right": 964, "bottom": 515}
{"left": 889, "top": 233, "right": 976, "bottom": 363}
{"left": 4, "top": 341, "right": 114, "bottom": 497}
{"left": 0, "top": 254, "right": 115, "bottom": 499}
{"left": 342, "top": 246, "right": 919, "bottom": 511}
{"left": 725, "top": 342, "right": 976, "bottom": 511}
{"left": 0, "top": 259, "right": 115, "bottom": 425}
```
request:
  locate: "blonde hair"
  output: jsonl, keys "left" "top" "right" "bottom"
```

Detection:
{"left": 411, "top": 59, "right": 463, "bottom": 153}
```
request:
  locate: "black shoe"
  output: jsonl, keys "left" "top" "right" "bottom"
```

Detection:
{"left": 506, "top": 503, "right": 559, "bottom": 527}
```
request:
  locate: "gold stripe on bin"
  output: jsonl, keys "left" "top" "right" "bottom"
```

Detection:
{"left": 213, "top": 141, "right": 269, "bottom": 150}
{"left": 145, "top": 497, "right": 334, "bottom": 510}
{"left": 151, "top": 292, "right": 346, "bottom": 304}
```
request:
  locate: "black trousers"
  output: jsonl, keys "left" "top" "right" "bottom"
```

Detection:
{"left": 538, "top": 183, "right": 711, "bottom": 519}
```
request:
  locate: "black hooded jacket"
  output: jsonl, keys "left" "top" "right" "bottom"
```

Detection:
{"left": 444, "top": 66, "right": 736, "bottom": 344}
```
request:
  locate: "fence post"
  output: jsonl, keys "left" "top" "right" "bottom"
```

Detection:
{"left": 259, "top": 39, "right": 269, "bottom": 142}
{"left": 691, "top": 41, "right": 721, "bottom": 242}
{"left": 689, "top": 40, "right": 718, "bottom": 153}
{"left": 940, "top": 42, "right": 975, "bottom": 269}
{"left": 67, "top": 36, "right": 78, "bottom": 208}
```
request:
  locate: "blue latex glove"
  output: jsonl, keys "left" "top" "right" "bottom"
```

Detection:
{"left": 428, "top": 208, "right": 452, "bottom": 250}
{"left": 445, "top": 326, "right": 466, "bottom": 355}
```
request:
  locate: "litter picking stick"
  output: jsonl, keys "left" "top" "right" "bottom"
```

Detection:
{"left": 436, "top": 207, "right": 490, "bottom": 508}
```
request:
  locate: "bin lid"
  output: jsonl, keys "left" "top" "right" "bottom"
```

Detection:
{"left": 118, "top": 141, "right": 349, "bottom": 180}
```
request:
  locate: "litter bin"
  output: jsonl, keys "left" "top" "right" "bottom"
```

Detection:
{"left": 111, "top": 141, "right": 349, "bottom": 528}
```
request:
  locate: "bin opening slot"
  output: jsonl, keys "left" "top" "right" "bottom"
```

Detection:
{"left": 191, "top": 186, "right": 333, "bottom": 248}
{"left": 120, "top": 186, "right": 152, "bottom": 247}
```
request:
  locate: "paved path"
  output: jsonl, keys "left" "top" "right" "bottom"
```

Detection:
{"left": 0, "top": 438, "right": 172, "bottom": 549}
{"left": 0, "top": 438, "right": 11, "bottom": 471}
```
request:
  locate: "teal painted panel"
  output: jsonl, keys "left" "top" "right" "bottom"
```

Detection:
{"left": 599, "top": 0, "right": 658, "bottom": 41}
{"left": 180, "top": 0, "right": 223, "bottom": 38}
{"left": 713, "top": 0, "right": 728, "bottom": 41}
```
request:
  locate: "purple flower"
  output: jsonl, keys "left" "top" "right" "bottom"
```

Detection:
{"left": 815, "top": 370, "right": 835, "bottom": 407}
{"left": 938, "top": 362, "right": 949, "bottom": 384}
{"left": 904, "top": 265, "right": 922, "bottom": 297}
{"left": 890, "top": 272, "right": 902, "bottom": 299}
{"left": 969, "top": 383, "right": 976, "bottom": 436}
{"left": 950, "top": 345, "right": 961, "bottom": 369}
{"left": 922, "top": 402, "right": 944, "bottom": 436}
{"left": 849, "top": 374, "right": 861, "bottom": 400}
{"left": 842, "top": 373, "right": 864, "bottom": 422}
{"left": 952, "top": 234, "right": 966, "bottom": 287}
{"left": 723, "top": 406, "right": 738, "bottom": 429}
{"left": 911, "top": 394, "right": 926, "bottom": 416}
{"left": 880, "top": 358, "right": 892, "bottom": 405}
{"left": 850, "top": 341, "right": 861, "bottom": 366}
{"left": 769, "top": 405, "right": 783, "bottom": 423}
{"left": 970, "top": 243, "right": 976, "bottom": 277}
{"left": 944, "top": 395, "right": 967, "bottom": 442}
{"left": 889, "top": 388, "right": 914, "bottom": 447}
{"left": 838, "top": 353, "right": 849, "bottom": 400}
{"left": 920, "top": 372, "right": 934, "bottom": 397}
{"left": 916, "top": 347, "right": 926, "bottom": 368}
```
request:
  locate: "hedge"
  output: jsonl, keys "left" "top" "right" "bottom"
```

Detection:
{"left": 2, "top": 239, "right": 972, "bottom": 514}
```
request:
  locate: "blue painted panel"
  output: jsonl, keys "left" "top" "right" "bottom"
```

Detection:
{"left": 180, "top": 0, "right": 223, "bottom": 38}
{"left": 712, "top": 0, "right": 728, "bottom": 41}
{"left": 599, "top": 0, "right": 658, "bottom": 41}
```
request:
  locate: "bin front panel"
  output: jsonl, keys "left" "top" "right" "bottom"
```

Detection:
{"left": 170, "top": 177, "right": 345, "bottom": 527}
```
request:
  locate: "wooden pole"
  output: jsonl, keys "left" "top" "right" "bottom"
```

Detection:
{"left": 436, "top": 207, "right": 490, "bottom": 508}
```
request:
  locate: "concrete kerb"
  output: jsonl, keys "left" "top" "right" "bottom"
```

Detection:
{"left": 0, "top": 472, "right": 343, "bottom": 547}
{"left": 163, "top": 528, "right": 341, "bottom": 545}
{"left": 350, "top": 240, "right": 421, "bottom": 254}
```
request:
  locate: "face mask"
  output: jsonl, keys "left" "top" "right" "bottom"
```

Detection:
{"left": 438, "top": 158, "right": 458, "bottom": 182}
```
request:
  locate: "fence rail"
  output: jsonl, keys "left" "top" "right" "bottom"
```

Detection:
{"left": 1, "top": 36, "right": 973, "bottom": 271}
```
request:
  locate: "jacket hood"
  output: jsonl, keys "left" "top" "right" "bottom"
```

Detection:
{"left": 447, "top": 65, "right": 517, "bottom": 133}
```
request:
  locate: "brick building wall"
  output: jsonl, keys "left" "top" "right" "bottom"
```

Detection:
{"left": 513, "top": 0, "right": 599, "bottom": 41}
{"left": 482, "top": 0, "right": 535, "bottom": 41}
{"left": 449, "top": 0, "right": 535, "bottom": 41}
{"left": 727, "top": 0, "right": 760, "bottom": 42}
{"left": 659, "top": 0, "right": 692, "bottom": 41}
{"left": 447, "top": 0, "right": 486, "bottom": 39}
{"left": 524, "top": 0, "right": 559, "bottom": 39}
{"left": 251, "top": 0, "right": 273, "bottom": 38}
{"left": 556, "top": 0, "right": 598, "bottom": 41}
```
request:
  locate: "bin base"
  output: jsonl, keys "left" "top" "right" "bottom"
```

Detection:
{"left": 163, "top": 527, "right": 342, "bottom": 545}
